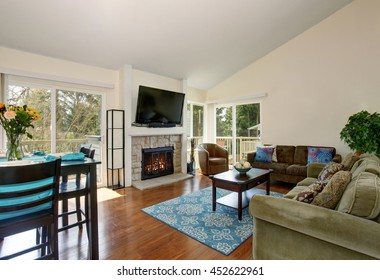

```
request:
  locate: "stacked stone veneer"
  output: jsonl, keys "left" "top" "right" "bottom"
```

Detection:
{"left": 131, "top": 134, "right": 182, "bottom": 181}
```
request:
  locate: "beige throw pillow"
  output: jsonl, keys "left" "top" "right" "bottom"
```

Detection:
{"left": 312, "top": 171, "right": 352, "bottom": 209}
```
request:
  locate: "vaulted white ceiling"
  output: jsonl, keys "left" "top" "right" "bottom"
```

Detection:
{"left": 0, "top": 0, "right": 353, "bottom": 90}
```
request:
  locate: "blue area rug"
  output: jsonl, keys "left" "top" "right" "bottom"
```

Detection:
{"left": 141, "top": 186, "right": 283, "bottom": 255}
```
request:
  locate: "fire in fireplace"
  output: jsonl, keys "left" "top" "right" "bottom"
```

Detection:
{"left": 141, "top": 146, "right": 174, "bottom": 180}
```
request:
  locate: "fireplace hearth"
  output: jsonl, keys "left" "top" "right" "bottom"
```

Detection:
{"left": 141, "top": 146, "right": 174, "bottom": 180}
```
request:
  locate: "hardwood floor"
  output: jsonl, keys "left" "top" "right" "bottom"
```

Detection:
{"left": 0, "top": 172, "right": 293, "bottom": 260}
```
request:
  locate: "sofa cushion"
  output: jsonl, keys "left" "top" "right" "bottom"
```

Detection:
{"left": 374, "top": 213, "right": 380, "bottom": 224}
{"left": 337, "top": 172, "right": 380, "bottom": 219}
{"left": 294, "top": 181, "right": 325, "bottom": 203}
{"left": 351, "top": 159, "right": 380, "bottom": 179}
{"left": 297, "top": 177, "right": 318, "bottom": 187}
{"left": 307, "top": 147, "right": 334, "bottom": 164}
{"left": 317, "top": 161, "right": 344, "bottom": 183}
{"left": 293, "top": 146, "right": 308, "bottom": 165}
{"left": 341, "top": 153, "right": 360, "bottom": 171}
{"left": 276, "top": 145, "right": 295, "bottom": 164}
{"left": 284, "top": 185, "right": 309, "bottom": 199}
{"left": 251, "top": 161, "right": 289, "bottom": 174}
{"left": 254, "top": 146, "right": 274, "bottom": 162}
{"left": 311, "top": 171, "right": 351, "bottom": 209}
{"left": 287, "top": 164, "right": 307, "bottom": 177}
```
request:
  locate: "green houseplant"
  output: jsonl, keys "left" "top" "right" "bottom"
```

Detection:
{"left": 340, "top": 110, "right": 380, "bottom": 156}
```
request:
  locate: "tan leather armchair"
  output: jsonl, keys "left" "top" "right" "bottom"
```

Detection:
{"left": 198, "top": 143, "right": 229, "bottom": 175}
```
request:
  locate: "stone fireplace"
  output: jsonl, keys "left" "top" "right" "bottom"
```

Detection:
{"left": 131, "top": 135, "right": 182, "bottom": 182}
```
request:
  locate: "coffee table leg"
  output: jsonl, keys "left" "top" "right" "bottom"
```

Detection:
{"left": 266, "top": 176, "right": 270, "bottom": 195}
{"left": 212, "top": 184, "right": 216, "bottom": 211}
{"left": 238, "top": 189, "right": 242, "bottom": 220}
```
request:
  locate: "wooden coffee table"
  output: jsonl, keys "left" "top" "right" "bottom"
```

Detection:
{"left": 212, "top": 168, "right": 272, "bottom": 220}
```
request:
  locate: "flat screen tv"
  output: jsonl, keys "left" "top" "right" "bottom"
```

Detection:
{"left": 135, "top": 85, "right": 185, "bottom": 126}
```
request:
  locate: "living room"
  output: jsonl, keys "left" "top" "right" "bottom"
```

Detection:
{"left": 0, "top": 0, "right": 379, "bottom": 268}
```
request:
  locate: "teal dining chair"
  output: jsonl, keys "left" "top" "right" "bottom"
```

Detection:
{"left": 0, "top": 158, "right": 61, "bottom": 260}
{"left": 59, "top": 147, "right": 95, "bottom": 234}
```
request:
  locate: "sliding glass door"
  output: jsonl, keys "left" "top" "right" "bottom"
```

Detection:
{"left": 7, "top": 85, "right": 52, "bottom": 152}
{"left": 216, "top": 105, "right": 233, "bottom": 164}
{"left": 4, "top": 76, "right": 104, "bottom": 183}
{"left": 216, "top": 103, "right": 260, "bottom": 165}
{"left": 56, "top": 90, "right": 102, "bottom": 152}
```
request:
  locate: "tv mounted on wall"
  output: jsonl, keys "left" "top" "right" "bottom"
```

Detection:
{"left": 134, "top": 85, "right": 185, "bottom": 127}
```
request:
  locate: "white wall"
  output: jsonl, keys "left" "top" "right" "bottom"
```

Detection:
{"left": 0, "top": 47, "right": 119, "bottom": 107}
{"left": 207, "top": 0, "right": 380, "bottom": 157}
{"left": 187, "top": 87, "right": 207, "bottom": 104}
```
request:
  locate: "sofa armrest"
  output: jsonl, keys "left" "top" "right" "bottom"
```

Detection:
{"left": 307, "top": 162, "right": 325, "bottom": 178}
{"left": 246, "top": 152, "right": 256, "bottom": 164}
{"left": 249, "top": 195, "right": 380, "bottom": 259}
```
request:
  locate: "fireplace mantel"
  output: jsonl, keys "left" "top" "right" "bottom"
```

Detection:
{"left": 127, "top": 126, "right": 185, "bottom": 137}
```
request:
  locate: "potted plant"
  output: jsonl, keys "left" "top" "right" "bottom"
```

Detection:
{"left": 340, "top": 110, "right": 380, "bottom": 156}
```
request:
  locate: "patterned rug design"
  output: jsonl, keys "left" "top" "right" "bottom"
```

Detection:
{"left": 141, "top": 186, "right": 283, "bottom": 255}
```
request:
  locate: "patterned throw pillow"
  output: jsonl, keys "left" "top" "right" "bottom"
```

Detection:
{"left": 264, "top": 145, "right": 277, "bottom": 162}
{"left": 311, "top": 171, "right": 352, "bottom": 209}
{"left": 317, "top": 161, "right": 344, "bottom": 183}
{"left": 307, "top": 147, "right": 334, "bottom": 164}
{"left": 254, "top": 146, "right": 274, "bottom": 163}
{"left": 294, "top": 181, "right": 325, "bottom": 203}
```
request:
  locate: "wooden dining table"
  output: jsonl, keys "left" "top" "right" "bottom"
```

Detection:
{"left": 0, "top": 155, "right": 101, "bottom": 260}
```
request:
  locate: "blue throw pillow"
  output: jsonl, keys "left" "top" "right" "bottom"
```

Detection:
{"left": 254, "top": 147, "right": 274, "bottom": 162}
{"left": 307, "top": 147, "right": 334, "bottom": 164}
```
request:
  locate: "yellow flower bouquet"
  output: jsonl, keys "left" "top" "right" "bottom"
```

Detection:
{"left": 0, "top": 103, "right": 40, "bottom": 160}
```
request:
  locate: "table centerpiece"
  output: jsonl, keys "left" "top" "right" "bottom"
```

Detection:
{"left": 0, "top": 103, "right": 40, "bottom": 161}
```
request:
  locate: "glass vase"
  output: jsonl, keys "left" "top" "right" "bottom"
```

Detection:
{"left": 6, "top": 134, "right": 24, "bottom": 161}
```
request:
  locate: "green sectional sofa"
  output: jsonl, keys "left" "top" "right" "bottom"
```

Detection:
{"left": 249, "top": 153, "right": 380, "bottom": 259}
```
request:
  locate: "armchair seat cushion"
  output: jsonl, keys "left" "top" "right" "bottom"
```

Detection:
{"left": 209, "top": 157, "right": 227, "bottom": 166}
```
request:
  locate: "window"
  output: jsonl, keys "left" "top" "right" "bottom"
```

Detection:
{"left": 216, "top": 102, "right": 261, "bottom": 165}
{"left": 2, "top": 75, "right": 104, "bottom": 183}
